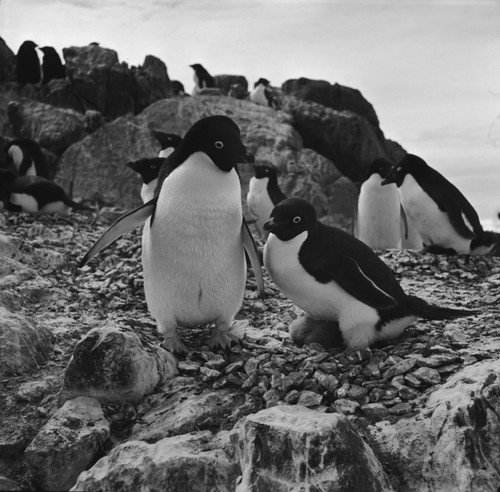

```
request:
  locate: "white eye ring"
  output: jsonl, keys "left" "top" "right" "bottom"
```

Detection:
{"left": 293, "top": 216, "right": 301, "bottom": 224}
{"left": 215, "top": 141, "right": 224, "bottom": 149}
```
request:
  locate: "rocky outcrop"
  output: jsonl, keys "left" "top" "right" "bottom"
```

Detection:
{"left": 0, "top": 37, "right": 16, "bottom": 83}
{"left": 7, "top": 99, "right": 86, "bottom": 155}
{"left": 213, "top": 74, "right": 248, "bottom": 96}
{"left": 59, "top": 323, "right": 177, "bottom": 404}
{"left": 25, "top": 396, "right": 110, "bottom": 491}
{"left": 282, "top": 77, "right": 380, "bottom": 128}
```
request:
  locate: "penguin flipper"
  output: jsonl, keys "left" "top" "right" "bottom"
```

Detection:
{"left": 327, "top": 257, "right": 397, "bottom": 310}
{"left": 447, "top": 206, "right": 480, "bottom": 240}
{"left": 79, "top": 199, "right": 156, "bottom": 267}
{"left": 242, "top": 219, "right": 265, "bottom": 299}
{"left": 400, "top": 204, "right": 409, "bottom": 240}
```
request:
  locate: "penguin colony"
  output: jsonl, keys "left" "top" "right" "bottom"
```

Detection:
{"left": 3, "top": 48, "right": 492, "bottom": 354}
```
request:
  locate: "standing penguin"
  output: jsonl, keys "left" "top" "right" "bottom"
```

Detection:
{"left": 40, "top": 46, "right": 66, "bottom": 85}
{"left": 0, "top": 169, "right": 92, "bottom": 214}
{"left": 382, "top": 154, "right": 487, "bottom": 254}
{"left": 16, "top": 40, "right": 42, "bottom": 86}
{"left": 249, "top": 78, "right": 272, "bottom": 107}
{"left": 4, "top": 139, "right": 51, "bottom": 179}
{"left": 80, "top": 116, "right": 265, "bottom": 353}
{"left": 152, "top": 131, "right": 183, "bottom": 159}
{"left": 246, "top": 164, "right": 286, "bottom": 240}
{"left": 263, "top": 198, "right": 478, "bottom": 349}
{"left": 190, "top": 63, "right": 215, "bottom": 94}
{"left": 355, "top": 157, "right": 403, "bottom": 250}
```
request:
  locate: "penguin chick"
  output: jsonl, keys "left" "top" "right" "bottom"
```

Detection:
{"left": 263, "top": 197, "right": 479, "bottom": 350}
{"left": 0, "top": 169, "right": 93, "bottom": 214}
{"left": 79, "top": 115, "right": 265, "bottom": 354}
{"left": 246, "top": 164, "right": 286, "bottom": 240}
{"left": 5, "top": 138, "right": 51, "bottom": 179}
{"left": 289, "top": 315, "right": 343, "bottom": 348}
{"left": 382, "top": 154, "right": 486, "bottom": 255}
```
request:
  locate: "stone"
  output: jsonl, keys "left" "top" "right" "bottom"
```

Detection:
{"left": 7, "top": 99, "right": 86, "bottom": 155}
{"left": 59, "top": 323, "right": 177, "bottom": 404}
{"left": 0, "top": 36, "right": 16, "bottom": 83}
{"left": 16, "top": 376, "right": 59, "bottom": 402}
{"left": 25, "top": 396, "right": 110, "bottom": 491}
{"left": 73, "top": 431, "right": 240, "bottom": 491}
{"left": 0, "top": 306, "right": 53, "bottom": 376}
{"left": 361, "top": 403, "right": 391, "bottom": 422}
{"left": 313, "top": 370, "right": 339, "bottom": 393}
{"left": 56, "top": 115, "right": 159, "bottom": 209}
{"left": 412, "top": 367, "right": 441, "bottom": 386}
{"left": 0, "top": 474, "right": 22, "bottom": 491}
{"left": 38, "top": 79, "right": 86, "bottom": 113}
{"left": 213, "top": 74, "right": 248, "bottom": 95}
{"left": 297, "top": 390, "right": 323, "bottom": 407}
{"left": 333, "top": 398, "right": 360, "bottom": 415}
{"left": 282, "top": 77, "right": 380, "bottom": 128}
{"left": 382, "top": 357, "right": 419, "bottom": 379}
{"left": 417, "top": 353, "right": 461, "bottom": 368}
{"left": 236, "top": 406, "right": 392, "bottom": 491}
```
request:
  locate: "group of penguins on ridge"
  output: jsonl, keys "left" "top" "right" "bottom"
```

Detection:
{"left": 14, "top": 41, "right": 279, "bottom": 108}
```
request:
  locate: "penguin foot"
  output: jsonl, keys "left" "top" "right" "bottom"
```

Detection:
{"left": 161, "top": 335, "right": 188, "bottom": 356}
{"left": 208, "top": 326, "right": 241, "bottom": 351}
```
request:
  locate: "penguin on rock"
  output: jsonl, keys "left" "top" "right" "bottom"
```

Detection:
{"left": 382, "top": 154, "right": 490, "bottom": 255}
{"left": 79, "top": 115, "right": 265, "bottom": 354}
{"left": 4, "top": 139, "right": 51, "bottom": 179}
{"left": 263, "top": 197, "right": 479, "bottom": 349}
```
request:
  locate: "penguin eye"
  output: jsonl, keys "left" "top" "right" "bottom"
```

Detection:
{"left": 293, "top": 216, "right": 301, "bottom": 224}
{"left": 214, "top": 141, "right": 224, "bottom": 149}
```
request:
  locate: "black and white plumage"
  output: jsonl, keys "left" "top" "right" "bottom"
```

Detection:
{"left": 246, "top": 164, "right": 286, "bottom": 239}
{"left": 4, "top": 139, "right": 51, "bottom": 179}
{"left": 40, "top": 46, "right": 66, "bottom": 85}
{"left": 152, "top": 131, "right": 183, "bottom": 159}
{"left": 0, "top": 169, "right": 92, "bottom": 214}
{"left": 189, "top": 63, "right": 215, "bottom": 94}
{"left": 16, "top": 40, "right": 42, "bottom": 86}
{"left": 80, "top": 115, "right": 265, "bottom": 354}
{"left": 249, "top": 78, "right": 273, "bottom": 107}
{"left": 263, "top": 198, "right": 478, "bottom": 349}
{"left": 382, "top": 154, "right": 488, "bottom": 255}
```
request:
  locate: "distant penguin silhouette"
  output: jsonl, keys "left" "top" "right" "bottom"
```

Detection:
{"left": 0, "top": 169, "right": 93, "bottom": 215}
{"left": 250, "top": 78, "right": 272, "bottom": 107}
{"left": 171, "top": 80, "right": 187, "bottom": 96}
{"left": 190, "top": 63, "right": 215, "bottom": 94}
{"left": 16, "top": 40, "right": 42, "bottom": 86}
{"left": 40, "top": 46, "right": 66, "bottom": 85}
{"left": 5, "top": 139, "right": 51, "bottom": 179}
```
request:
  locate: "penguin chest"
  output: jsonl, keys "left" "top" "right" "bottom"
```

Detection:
{"left": 10, "top": 193, "right": 40, "bottom": 212}
{"left": 249, "top": 85, "right": 268, "bottom": 106}
{"left": 142, "top": 155, "right": 245, "bottom": 324}
{"left": 356, "top": 176, "right": 402, "bottom": 249}
{"left": 264, "top": 232, "right": 378, "bottom": 325}
{"left": 247, "top": 177, "right": 274, "bottom": 236}
{"left": 140, "top": 181, "right": 156, "bottom": 204}
{"left": 399, "top": 176, "right": 470, "bottom": 252}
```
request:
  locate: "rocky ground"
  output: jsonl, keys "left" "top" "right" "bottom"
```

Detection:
{"left": 0, "top": 210, "right": 499, "bottom": 490}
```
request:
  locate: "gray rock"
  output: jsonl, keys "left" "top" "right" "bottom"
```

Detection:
{"left": 59, "top": 323, "right": 177, "bottom": 404}
{"left": 0, "top": 474, "right": 22, "bottom": 491}
{"left": 412, "top": 366, "right": 441, "bottom": 386}
{"left": 0, "top": 36, "right": 16, "bottom": 83}
{"left": 361, "top": 403, "right": 391, "bottom": 422}
{"left": 0, "top": 306, "right": 53, "bottom": 376}
{"left": 297, "top": 390, "right": 323, "bottom": 407}
{"left": 236, "top": 406, "right": 393, "bottom": 491}
{"left": 73, "top": 431, "right": 240, "bottom": 492}
{"left": 382, "top": 357, "right": 419, "bottom": 379}
{"left": 213, "top": 74, "right": 248, "bottom": 95}
{"left": 25, "top": 396, "right": 110, "bottom": 491}
{"left": 7, "top": 99, "right": 86, "bottom": 155}
{"left": 16, "top": 376, "right": 59, "bottom": 402}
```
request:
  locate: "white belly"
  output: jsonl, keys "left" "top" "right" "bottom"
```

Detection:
{"left": 399, "top": 175, "right": 470, "bottom": 253}
{"left": 247, "top": 177, "right": 274, "bottom": 239}
{"left": 140, "top": 181, "right": 156, "bottom": 203}
{"left": 10, "top": 193, "right": 39, "bottom": 212}
{"left": 356, "top": 175, "right": 402, "bottom": 249}
{"left": 142, "top": 153, "right": 246, "bottom": 328}
{"left": 249, "top": 85, "right": 268, "bottom": 106}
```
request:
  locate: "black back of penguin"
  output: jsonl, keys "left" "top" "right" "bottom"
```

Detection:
{"left": 190, "top": 63, "right": 215, "bottom": 89}
{"left": 4, "top": 138, "right": 51, "bottom": 179}
{"left": 40, "top": 46, "right": 66, "bottom": 85}
{"left": 16, "top": 40, "right": 42, "bottom": 85}
{"left": 253, "top": 164, "right": 286, "bottom": 206}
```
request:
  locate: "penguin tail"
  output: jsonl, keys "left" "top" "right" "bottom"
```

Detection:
{"left": 407, "top": 295, "right": 480, "bottom": 320}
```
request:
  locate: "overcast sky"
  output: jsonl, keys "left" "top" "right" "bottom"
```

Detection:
{"left": 2, "top": 0, "right": 499, "bottom": 222}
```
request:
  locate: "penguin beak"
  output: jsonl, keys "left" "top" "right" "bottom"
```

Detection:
{"left": 381, "top": 175, "right": 393, "bottom": 186}
{"left": 263, "top": 218, "right": 275, "bottom": 231}
{"left": 240, "top": 150, "right": 255, "bottom": 164}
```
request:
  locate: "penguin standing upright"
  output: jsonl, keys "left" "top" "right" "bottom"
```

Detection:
{"left": 190, "top": 63, "right": 215, "bottom": 94}
{"left": 16, "top": 40, "right": 42, "bottom": 86}
{"left": 4, "top": 139, "right": 51, "bottom": 179}
{"left": 40, "top": 46, "right": 66, "bottom": 85}
{"left": 80, "top": 116, "right": 265, "bottom": 354}
{"left": 355, "top": 157, "right": 403, "bottom": 250}
{"left": 263, "top": 198, "right": 478, "bottom": 349}
{"left": 246, "top": 164, "right": 286, "bottom": 239}
{"left": 249, "top": 78, "right": 272, "bottom": 107}
{"left": 0, "top": 169, "right": 92, "bottom": 214}
{"left": 382, "top": 154, "right": 487, "bottom": 254}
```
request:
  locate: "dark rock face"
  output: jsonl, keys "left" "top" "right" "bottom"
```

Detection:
{"left": 0, "top": 37, "right": 16, "bottom": 83}
{"left": 282, "top": 77, "right": 380, "bottom": 128}
{"left": 213, "top": 74, "right": 248, "bottom": 96}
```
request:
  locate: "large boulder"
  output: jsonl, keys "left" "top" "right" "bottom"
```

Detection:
{"left": 59, "top": 323, "right": 177, "bottom": 404}
{"left": 38, "top": 79, "right": 86, "bottom": 113}
{"left": 282, "top": 77, "right": 380, "bottom": 128}
{"left": 55, "top": 115, "right": 159, "bottom": 208}
{"left": 7, "top": 99, "right": 86, "bottom": 155}
{"left": 213, "top": 75, "right": 248, "bottom": 96}
{"left": 0, "top": 36, "right": 16, "bottom": 83}
{"left": 282, "top": 96, "right": 405, "bottom": 182}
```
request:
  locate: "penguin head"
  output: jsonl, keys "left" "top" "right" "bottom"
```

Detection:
{"left": 254, "top": 78, "right": 270, "bottom": 88}
{"left": 127, "top": 157, "right": 166, "bottom": 183}
{"left": 368, "top": 157, "right": 394, "bottom": 179}
{"left": 190, "top": 63, "right": 206, "bottom": 74}
{"left": 152, "top": 131, "right": 182, "bottom": 151}
{"left": 171, "top": 81, "right": 185, "bottom": 95}
{"left": 264, "top": 197, "right": 316, "bottom": 241}
{"left": 254, "top": 164, "right": 278, "bottom": 180}
{"left": 177, "top": 115, "right": 254, "bottom": 172}
{"left": 19, "top": 40, "right": 37, "bottom": 52}
{"left": 381, "top": 154, "right": 427, "bottom": 187}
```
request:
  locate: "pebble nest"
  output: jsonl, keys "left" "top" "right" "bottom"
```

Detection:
{"left": 1, "top": 210, "right": 500, "bottom": 449}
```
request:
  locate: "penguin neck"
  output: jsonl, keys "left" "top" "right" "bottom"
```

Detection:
{"left": 266, "top": 175, "right": 286, "bottom": 205}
